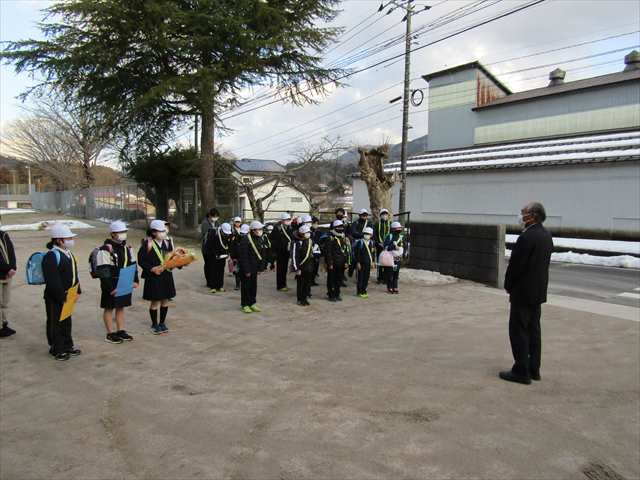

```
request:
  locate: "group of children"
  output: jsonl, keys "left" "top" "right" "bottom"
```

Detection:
{"left": 200, "top": 207, "right": 406, "bottom": 311}
{"left": 0, "top": 207, "right": 405, "bottom": 360}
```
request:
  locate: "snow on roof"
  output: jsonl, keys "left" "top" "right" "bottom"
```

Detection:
{"left": 384, "top": 130, "right": 640, "bottom": 174}
{"left": 234, "top": 158, "right": 286, "bottom": 174}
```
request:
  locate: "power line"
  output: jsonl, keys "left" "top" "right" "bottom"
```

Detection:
{"left": 219, "top": 0, "right": 547, "bottom": 122}
{"left": 221, "top": 0, "right": 503, "bottom": 119}
{"left": 238, "top": 53, "right": 630, "bottom": 159}
{"left": 235, "top": 36, "right": 632, "bottom": 156}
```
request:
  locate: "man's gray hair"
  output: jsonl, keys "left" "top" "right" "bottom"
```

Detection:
{"left": 526, "top": 202, "right": 546, "bottom": 223}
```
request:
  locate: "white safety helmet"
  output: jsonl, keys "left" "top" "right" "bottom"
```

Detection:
{"left": 380, "top": 208, "right": 390, "bottom": 215}
{"left": 331, "top": 219, "right": 344, "bottom": 228}
{"left": 266, "top": 224, "right": 274, "bottom": 232}
{"left": 109, "top": 220, "right": 127, "bottom": 233}
{"left": 240, "top": 224, "right": 250, "bottom": 234}
{"left": 363, "top": 226, "right": 374, "bottom": 235}
{"left": 220, "top": 223, "right": 232, "bottom": 235}
{"left": 50, "top": 223, "right": 77, "bottom": 239}
{"left": 149, "top": 219, "right": 167, "bottom": 232}
{"left": 250, "top": 220, "right": 264, "bottom": 230}
{"left": 233, "top": 216, "right": 242, "bottom": 223}
{"left": 359, "top": 208, "right": 369, "bottom": 215}
{"left": 298, "top": 224, "right": 311, "bottom": 235}
{"left": 279, "top": 212, "right": 291, "bottom": 221}
{"left": 301, "top": 214, "right": 312, "bottom": 224}
{"left": 391, "top": 221, "right": 403, "bottom": 230}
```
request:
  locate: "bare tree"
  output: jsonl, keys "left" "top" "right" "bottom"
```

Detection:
{"left": 1, "top": 94, "right": 112, "bottom": 190}
{"left": 241, "top": 137, "right": 347, "bottom": 221}
{"left": 358, "top": 144, "right": 394, "bottom": 218}
{"left": 242, "top": 177, "right": 283, "bottom": 223}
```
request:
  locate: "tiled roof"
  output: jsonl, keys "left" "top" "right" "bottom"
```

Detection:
{"left": 473, "top": 69, "right": 640, "bottom": 110}
{"left": 384, "top": 130, "right": 640, "bottom": 175}
{"left": 234, "top": 158, "right": 287, "bottom": 174}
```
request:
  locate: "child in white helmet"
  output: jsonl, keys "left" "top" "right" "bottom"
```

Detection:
{"left": 204, "top": 222, "right": 233, "bottom": 293}
{"left": 43, "top": 223, "right": 82, "bottom": 361}
{"left": 137, "top": 219, "right": 176, "bottom": 334}
{"left": 271, "top": 212, "right": 293, "bottom": 292}
{"left": 229, "top": 217, "right": 244, "bottom": 291}
{"left": 353, "top": 226, "right": 376, "bottom": 298}
{"left": 374, "top": 208, "right": 391, "bottom": 284}
{"left": 292, "top": 224, "right": 315, "bottom": 306}
{"left": 324, "top": 220, "right": 349, "bottom": 302}
{"left": 383, "top": 221, "right": 405, "bottom": 294}
{"left": 95, "top": 220, "right": 138, "bottom": 344}
{"left": 238, "top": 221, "right": 266, "bottom": 313}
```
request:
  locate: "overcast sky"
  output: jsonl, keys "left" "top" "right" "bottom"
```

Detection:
{"left": 1, "top": 0, "right": 638, "bottom": 165}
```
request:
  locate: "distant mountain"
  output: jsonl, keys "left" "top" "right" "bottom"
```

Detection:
{"left": 334, "top": 134, "right": 428, "bottom": 165}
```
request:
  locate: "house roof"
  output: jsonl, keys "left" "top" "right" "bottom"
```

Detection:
{"left": 473, "top": 68, "right": 640, "bottom": 110}
{"left": 383, "top": 130, "right": 640, "bottom": 175}
{"left": 234, "top": 158, "right": 287, "bottom": 174}
{"left": 421, "top": 61, "right": 512, "bottom": 95}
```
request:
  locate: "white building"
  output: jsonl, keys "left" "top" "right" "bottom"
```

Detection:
{"left": 233, "top": 158, "right": 311, "bottom": 221}
{"left": 353, "top": 53, "right": 640, "bottom": 238}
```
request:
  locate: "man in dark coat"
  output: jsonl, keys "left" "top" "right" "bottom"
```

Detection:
{"left": 0, "top": 223, "right": 17, "bottom": 337}
{"left": 200, "top": 208, "right": 220, "bottom": 287}
{"left": 500, "top": 202, "right": 554, "bottom": 385}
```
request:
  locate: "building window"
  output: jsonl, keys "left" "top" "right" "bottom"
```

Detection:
{"left": 291, "top": 197, "right": 303, "bottom": 203}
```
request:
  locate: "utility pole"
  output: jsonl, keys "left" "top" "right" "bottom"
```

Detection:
{"left": 398, "top": 1, "right": 413, "bottom": 215}
{"left": 379, "top": 1, "right": 430, "bottom": 215}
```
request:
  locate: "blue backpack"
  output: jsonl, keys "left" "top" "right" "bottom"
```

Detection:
{"left": 26, "top": 250, "right": 60, "bottom": 285}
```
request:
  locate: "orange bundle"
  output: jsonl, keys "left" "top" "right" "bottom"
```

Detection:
{"left": 164, "top": 247, "right": 197, "bottom": 269}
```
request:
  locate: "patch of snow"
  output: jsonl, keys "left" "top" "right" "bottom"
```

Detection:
{"left": 387, "top": 130, "right": 640, "bottom": 167}
{"left": 402, "top": 268, "right": 458, "bottom": 286}
{"left": 0, "top": 208, "right": 36, "bottom": 214}
{"left": 506, "top": 234, "right": 640, "bottom": 255}
{"left": 387, "top": 148, "right": 640, "bottom": 173}
{"left": 506, "top": 249, "right": 640, "bottom": 269}
{"left": 2, "top": 219, "right": 95, "bottom": 232}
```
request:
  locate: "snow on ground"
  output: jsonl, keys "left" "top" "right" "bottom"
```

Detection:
{"left": 506, "top": 249, "right": 640, "bottom": 269}
{"left": 0, "top": 208, "right": 36, "bottom": 215}
{"left": 2, "top": 219, "right": 94, "bottom": 232}
{"left": 506, "top": 234, "right": 640, "bottom": 255}
{"left": 402, "top": 268, "right": 458, "bottom": 286}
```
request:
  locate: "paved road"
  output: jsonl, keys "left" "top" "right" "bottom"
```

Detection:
{"left": 548, "top": 261, "right": 640, "bottom": 308}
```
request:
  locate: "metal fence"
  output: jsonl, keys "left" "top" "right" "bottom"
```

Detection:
{"left": 30, "top": 178, "right": 242, "bottom": 235}
{"left": 0, "top": 184, "right": 30, "bottom": 195}
{"left": 31, "top": 183, "right": 154, "bottom": 224}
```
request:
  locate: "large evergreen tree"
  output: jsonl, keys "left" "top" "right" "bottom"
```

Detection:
{"left": 2, "top": 0, "right": 344, "bottom": 215}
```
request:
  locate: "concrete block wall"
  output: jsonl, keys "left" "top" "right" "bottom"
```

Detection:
{"left": 409, "top": 222, "right": 506, "bottom": 287}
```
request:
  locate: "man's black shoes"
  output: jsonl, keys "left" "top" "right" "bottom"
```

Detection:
{"left": 499, "top": 370, "right": 531, "bottom": 385}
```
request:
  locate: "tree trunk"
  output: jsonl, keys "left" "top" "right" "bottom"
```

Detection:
{"left": 81, "top": 149, "right": 96, "bottom": 218}
{"left": 358, "top": 146, "right": 394, "bottom": 219}
{"left": 155, "top": 187, "right": 169, "bottom": 221}
{"left": 199, "top": 101, "right": 215, "bottom": 219}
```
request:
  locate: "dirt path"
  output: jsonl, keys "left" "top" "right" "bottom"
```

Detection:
{"left": 0, "top": 213, "right": 638, "bottom": 480}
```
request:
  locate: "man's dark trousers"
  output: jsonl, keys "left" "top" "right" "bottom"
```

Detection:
{"left": 509, "top": 303, "right": 542, "bottom": 379}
